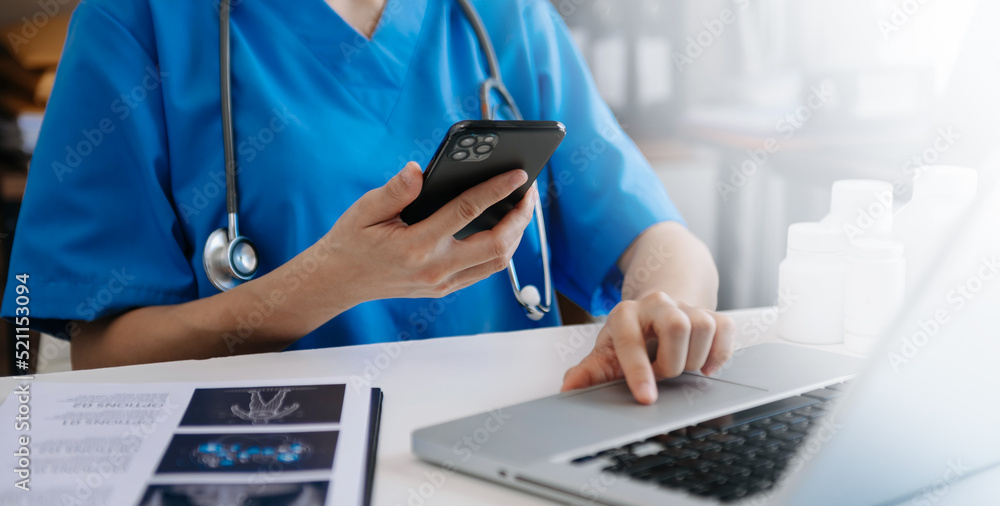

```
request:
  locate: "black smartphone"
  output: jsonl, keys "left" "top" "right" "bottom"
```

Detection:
{"left": 401, "top": 120, "right": 565, "bottom": 239}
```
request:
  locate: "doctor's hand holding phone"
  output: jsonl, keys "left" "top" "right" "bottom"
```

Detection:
{"left": 325, "top": 118, "right": 563, "bottom": 308}
{"left": 401, "top": 119, "right": 566, "bottom": 319}
{"left": 323, "top": 159, "right": 539, "bottom": 304}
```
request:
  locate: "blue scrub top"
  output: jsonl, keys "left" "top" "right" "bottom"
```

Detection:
{"left": 1, "top": 0, "right": 683, "bottom": 349}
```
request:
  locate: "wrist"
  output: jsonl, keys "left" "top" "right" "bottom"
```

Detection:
{"left": 225, "top": 239, "right": 360, "bottom": 342}
{"left": 286, "top": 236, "right": 368, "bottom": 322}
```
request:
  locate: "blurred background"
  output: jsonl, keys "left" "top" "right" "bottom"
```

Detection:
{"left": 555, "top": 0, "right": 997, "bottom": 309}
{"left": 0, "top": 0, "right": 998, "bottom": 373}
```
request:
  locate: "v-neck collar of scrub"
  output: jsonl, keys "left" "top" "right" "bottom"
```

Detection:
{"left": 261, "top": 0, "right": 429, "bottom": 123}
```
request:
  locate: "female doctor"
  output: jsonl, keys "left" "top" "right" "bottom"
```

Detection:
{"left": 1, "top": 0, "right": 733, "bottom": 404}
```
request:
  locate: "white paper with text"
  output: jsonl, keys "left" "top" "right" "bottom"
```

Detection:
{"left": 0, "top": 377, "right": 375, "bottom": 506}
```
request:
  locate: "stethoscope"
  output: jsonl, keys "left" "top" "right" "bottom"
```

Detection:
{"left": 205, "top": 0, "right": 553, "bottom": 321}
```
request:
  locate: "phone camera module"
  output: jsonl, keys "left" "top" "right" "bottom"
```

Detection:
{"left": 452, "top": 132, "right": 498, "bottom": 162}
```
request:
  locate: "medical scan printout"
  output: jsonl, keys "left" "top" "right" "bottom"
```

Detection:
{"left": 0, "top": 377, "right": 380, "bottom": 506}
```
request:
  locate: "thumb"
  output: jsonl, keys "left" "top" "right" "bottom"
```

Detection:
{"left": 356, "top": 162, "right": 422, "bottom": 225}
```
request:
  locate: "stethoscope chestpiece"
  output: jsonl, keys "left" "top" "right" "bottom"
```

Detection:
{"left": 204, "top": 227, "right": 259, "bottom": 292}
{"left": 227, "top": 235, "right": 259, "bottom": 279}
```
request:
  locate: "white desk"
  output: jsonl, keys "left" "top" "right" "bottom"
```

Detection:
{"left": 0, "top": 309, "right": 992, "bottom": 505}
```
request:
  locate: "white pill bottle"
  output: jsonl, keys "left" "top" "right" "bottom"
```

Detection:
{"left": 777, "top": 223, "right": 849, "bottom": 345}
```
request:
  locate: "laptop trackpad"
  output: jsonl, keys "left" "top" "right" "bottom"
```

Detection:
{"left": 558, "top": 374, "right": 768, "bottom": 428}
{"left": 556, "top": 343, "right": 863, "bottom": 429}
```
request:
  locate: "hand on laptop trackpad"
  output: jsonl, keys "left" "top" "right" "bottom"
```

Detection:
{"left": 556, "top": 344, "right": 861, "bottom": 426}
{"left": 558, "top": 373, "right": 768, "bottom": 425}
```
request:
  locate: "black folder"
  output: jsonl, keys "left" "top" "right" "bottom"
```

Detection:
{"left": 363, "top": 388, "right": 383, "bottom": 506}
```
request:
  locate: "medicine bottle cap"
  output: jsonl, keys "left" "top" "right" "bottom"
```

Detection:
{"left": 848, "top": 239, "right": 904, "bottom": 261}
{"left": 787, "top": 222, "right": 848, "bottom": 254}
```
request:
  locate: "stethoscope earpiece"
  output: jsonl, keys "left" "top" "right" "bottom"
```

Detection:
{"left": 517, "top": 285, "right": 546, "bottom": 321}
{"left": 523, "top": 292, "right": 545, "bottom": 320}
{"left": 519, "top": 285, "right": 541, "bottom": 308}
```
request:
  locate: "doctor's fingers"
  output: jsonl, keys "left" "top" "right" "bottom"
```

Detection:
{"left": 414, "top": 220, "right": 528, "bottom": 297}
{"left": 352, "top": 162, "right": 423, "bottom": 226}
{"left": 437, "top": 254, "right": 521, "bottom": 296}
{"left": 677, "top": 302, "right": 717, "bottom": 371}
{"left": 675, "top": 302, "right": 717, "bottom": 373}
{"left": 586, "top": 302, "right": 660, "bottom": 405}
{"left": 642, "top": 296, "right": 728, "bottom": 377}
{"left": 643, "top": 297, "right": 690, "bottom": 380}
{"left": 701, "top": 312, "right": 735, "bottom": 377}
{"left": 416, "top": 169, "right": 528, "bottom": 239}
{"left": 449, "top": 187, "right": 536, "bottom": 271}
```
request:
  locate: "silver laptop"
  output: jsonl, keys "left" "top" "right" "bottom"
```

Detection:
{"left": 412, "top": 168, "right": 1000, "bottom": 506}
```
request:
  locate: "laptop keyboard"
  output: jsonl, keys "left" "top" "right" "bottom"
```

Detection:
{"left": 569, "top": 383, "right": 849, "bottom": 503}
